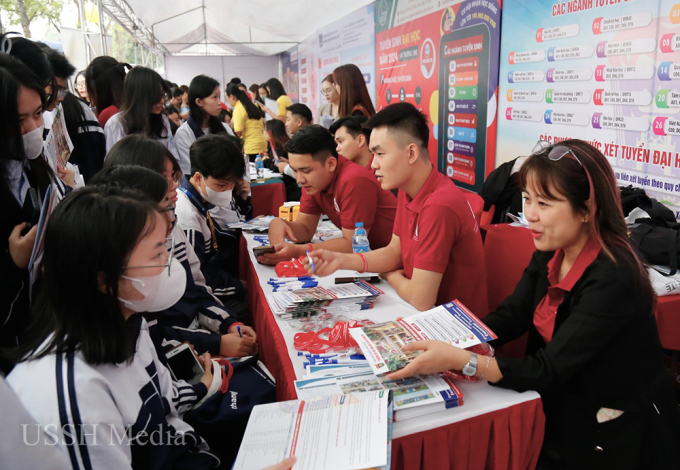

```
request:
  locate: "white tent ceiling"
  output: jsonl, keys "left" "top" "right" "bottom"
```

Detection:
{"left": 125, "top": 0, "right": 375, "bottom": 56}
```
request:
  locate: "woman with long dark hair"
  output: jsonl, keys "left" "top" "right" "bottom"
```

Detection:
{"left": 318, "top": 73, "right": 340, "bottom": 127}
{"left": 384, "top": 140, "right": 680, "bottom": 469}
{"left": 175, "top": 75, "right": 234, "bottom": 174}
{"left": 333, "top": 64, "right": 375, "bottom": 118}
{"left": 0, "top": 53, "right": 72, "bottom": 359}
{"left": 7, "top": 184, "right": 221, "bottom": 469}
{"left": 85, "top": 55, "right": 129, "bottom": 126}
{"left": 103, "top": 66, "right": 180, "bottom": 163}
{"left": 225, "top": 82, "right": 266, "bottom": 161}
{"left": 262, "top": 77, "right": 293, "bottom": 121}
{"left": 262, "top": 119, "right": 301, "bottom": 201}
{"left": 74, "top": 70, "right": 88, "bottom": 103}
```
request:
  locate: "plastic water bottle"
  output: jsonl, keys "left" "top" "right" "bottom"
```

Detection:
{"left": 352, "top": 222, "right": 370, "bottom": 253}
{"left": 255, "top": 154, "right": 265, "bottom": 183}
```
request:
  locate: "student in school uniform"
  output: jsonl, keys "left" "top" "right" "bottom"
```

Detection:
{"left": 330, "top": 115, "right": 374, "bottom": 170}
{"left": 257, "top": 125, "right": 397, "bottom": 266}
{"left": 85, "top": 56, "right": 129, "bottom": 127}
{"left": 7, "top": 185, "right": 220, "bottom": 470}
{"left": 175, "top": 134, "right": 249, "bottom": 316}
{"left": 104, "top": 66, "right": 180, "bottom": 163}
{"left": 175, "top": 75, "right": 235, "bottom": 175}
{"left": 306, "top": 103, "right": 488, "bottom": 314}
{"left": 0, "top": 51, "right": 73, "bottom": 364}
{"left": 101, "top": 135, "right": 256, "bottom": 355}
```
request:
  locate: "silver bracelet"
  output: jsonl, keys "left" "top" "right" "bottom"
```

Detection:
{"left": 478, "top": 355, "right": 492, "bottom": 380}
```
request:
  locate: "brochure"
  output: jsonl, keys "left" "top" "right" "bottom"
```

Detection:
{"left": 232, "top": 391, "right": 391, "bottom": 470}
{"left": 349, "top": 300, "right": 497, "bottom": 376}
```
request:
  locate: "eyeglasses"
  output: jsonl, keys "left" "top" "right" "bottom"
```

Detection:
{"left": 75, "top": 81, "right": 86, "bottom": 89}
{"left": 531, "top": 140, "right": 596, "bottom": 218}
{"left": 164, "top": 170, "right": 183, "bottom": 185}
{"left": 321, "top": 87, "right": 334, "bottom": 95}
{"left": 123, "top": 237, "right": 175, "bottom": 276}
{"left": 46, "top": 85, "right": 68, "bottom": 102}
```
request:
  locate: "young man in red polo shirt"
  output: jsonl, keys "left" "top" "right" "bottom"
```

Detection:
{"left": 257, "top": 125, "right": 397, "bottom": 266}
{"left": 330, "top": 116, "right": 374, "bottom": 170}
{"left": 307, "top": 103, "right": 488, "bottom": 314}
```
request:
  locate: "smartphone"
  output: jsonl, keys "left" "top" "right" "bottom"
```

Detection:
{"left": 22, "top": 187, "right": 42, "bottom": 235}
{"left": 438, "top": 23, "right": 491, "bottom": 193}
{"left": 335, "top": 276, "right": 381, "bottom": 284}
{"left": 253, "top": 245, "right": 276, "bottom": 256}
{"left": 165, "top": 343, "right": 205, "bottom": 385}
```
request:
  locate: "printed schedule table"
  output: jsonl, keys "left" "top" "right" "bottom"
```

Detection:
{"left": 239, "top": 232, "right": 544, "bottom": 470}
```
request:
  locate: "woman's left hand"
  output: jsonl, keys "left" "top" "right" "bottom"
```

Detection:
{"left": 384, "top": 340, "right": 469, "bottom": 380}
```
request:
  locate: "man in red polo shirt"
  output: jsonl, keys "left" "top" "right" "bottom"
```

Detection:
{"left": 330, "top": 116, "right": 374, "bottom": 170}
{"left": 307, "top": 103, "right": 487, "bottom": 314}
{"left": 257, "top": 125, "right": 397, "bottom": 266}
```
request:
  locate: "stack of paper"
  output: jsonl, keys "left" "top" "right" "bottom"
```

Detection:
{"left": 268, "top": 281, "right": 384, "bottom": 320}
{"left": 295, "top": 360, "right": 464, "bottom": 422}
{"left": 228, "top": 216, "right": 276, "bottom": 232}
{"left": 233, "top": 391, "right": 392, "bottom": 470}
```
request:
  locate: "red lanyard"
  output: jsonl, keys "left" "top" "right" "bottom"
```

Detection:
{"left": 293, "top": 319, "right": 375, "bottom": 354}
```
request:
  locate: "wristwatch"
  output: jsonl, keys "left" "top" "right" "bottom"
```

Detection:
{"left": 461, "top": 352, "right": 478, "bottom": 376}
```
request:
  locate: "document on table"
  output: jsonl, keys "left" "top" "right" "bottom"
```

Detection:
{"left": 233, "top": 391, "right": 390, "bottom": 470}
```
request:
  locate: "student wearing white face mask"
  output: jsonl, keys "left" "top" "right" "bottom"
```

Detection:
{"left": 175, "top": 134, "right": 249, "bottom": 313}
{"left": 7, "top": 185, "right": 222, "bottom": 470}
{"left": 0, "top": 53, "right": 73, "bottom": 365}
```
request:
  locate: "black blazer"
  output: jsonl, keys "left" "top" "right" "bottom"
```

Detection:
{"left": 483, "top": 249, "right": 680, "bottom": 470}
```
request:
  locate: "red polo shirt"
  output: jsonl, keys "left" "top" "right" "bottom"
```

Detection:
{"left": 534, "top": 237, "right": 601, "bottom": 343}
{"left": 393, "top": 167, "right": 488, "bottom": 315}
{"left": 300, "top": 156, "right": 397, "bottom": 249}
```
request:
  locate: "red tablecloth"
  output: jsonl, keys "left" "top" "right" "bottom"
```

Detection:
{"left": 251, "top": 179, "right": 286, "bottom": 217}
{"left": 239, "top": 236, "right": 545, "bottom": 470}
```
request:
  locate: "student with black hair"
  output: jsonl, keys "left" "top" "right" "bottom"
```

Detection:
{"left": 175, "top": 75, "right": 235, "bottom": 174}
{"left": 218, "top": 108, "right": 232, "bottom": 128}
{"left": 225, "top": 82, "right": 266, "bottom": 161}
{"left": 164, "top": 104, "right": 182, "bottom": 135}
{"left": 285, "top": 103, "right": 313, "bottom": 136}
{"left": 170, "top": 86, "right": 184, "bottom": 108}
{"left": 85, "top": 55, "right": 129, "bottom": 127}
{"left": 7, "top": 185, "right": 221, "bottom": 469}
{"left": 307, "top": 103, "right": 488, "bottom": 314}
{"left": 261, "top": 119, "right": 301, "bottom": 202}
{"left": 0, "top": 54, "right": 74, "bottom": 359}
{"left": 263, "top": 77, "right": 293, "bottom": 121}
{"left": 175, "top": 134, "right": 249, "bottom": 314}
{"left": 0, "top": 34, "right": 58, "bottom": 111}
{"left": 74, "top": 70, "right": 88, "bottom": 103}
{"left": 104, "top": 66, "right": 181, "bottom": 165}
{"left": 41, "top": 45, "right": 106, "bottom": 182}
{"left": 329, "top": 115, "right": 373, "bottom": 170}
{"left": 258, "top": 125, "right": 396, "bottom": 266}
{"left": 102, "top": 135, "right": 255, "bottom": 356}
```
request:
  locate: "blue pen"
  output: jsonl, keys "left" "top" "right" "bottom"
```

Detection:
{"left": 306, "top": 250, "right": 316, "bottom": 272}
{"left": 237, "top": 325, "right": 243, "bottom": 338}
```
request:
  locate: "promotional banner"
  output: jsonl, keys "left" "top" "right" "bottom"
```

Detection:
{"left": 316, "top": 5, "right": 377, "bottom": 120}
{"left": 298, "top": 35, "right": 320, "bottom": 118}
{"left": 497, "top": 0, "right": 680, "bottom": 219}
{"left": 280, "top": 47, "right": 299, "bottom": 103}
{"left": 375, "top": 0, "right": 502, "bottom": 193}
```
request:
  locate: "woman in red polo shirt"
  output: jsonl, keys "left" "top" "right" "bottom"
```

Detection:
{"left": 387, "top": 140, "right": 680, "bottom": 469}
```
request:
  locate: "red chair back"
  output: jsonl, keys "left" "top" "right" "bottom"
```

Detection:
{"left": 464, "top": 192, "right": 484, "bottom": 227}
{"left": 483, "top": 224, "right": 536, "bottom": 357}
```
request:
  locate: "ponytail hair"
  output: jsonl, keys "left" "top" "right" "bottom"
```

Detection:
{"left": 226, "top": 83, "right": 262, "bottom": 120}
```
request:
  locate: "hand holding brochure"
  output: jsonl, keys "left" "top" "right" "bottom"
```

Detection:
{"left": 350, "top": 300, "right": 497, "bottom": 376}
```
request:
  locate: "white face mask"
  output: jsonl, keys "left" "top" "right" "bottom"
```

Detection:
{"left": 118, "top": 258, "right": 186, "bottom": 312}
{"left": 22, "top": 125, "right": 45, "bottom": 160}
{"left": 201, "top": 181, "right": 233, "bottom": 207}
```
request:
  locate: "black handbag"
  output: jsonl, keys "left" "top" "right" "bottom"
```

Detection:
{"left": 630, "top": 219, "right": 680, "bottom": 275}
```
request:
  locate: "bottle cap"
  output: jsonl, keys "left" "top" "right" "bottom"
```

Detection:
{"left": 355, "top": 222, "right": 364, "bottom": 228}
